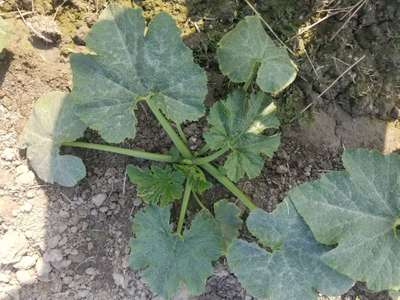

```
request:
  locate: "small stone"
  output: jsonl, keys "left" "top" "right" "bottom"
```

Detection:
{"left": 92, "top": 193, "right": 107, "bottom": 207}
{"left": 21, "top": 202, "right": 33, "bottom": 213}
{"left": 0, "top": 230, "right": 28, "bottom": 265}
{"left": 35, "top": 257, "right": 52, "bottom": 278}
{"left": 59, "top": 210, "right": 70, "bottom": 218}
{"left": 15, "top": 165, "right": 29, "bottom": 176}
{"left": 15, "top": 170, "right": 35, "bottom": 185}
{"left": 16, "top": 270, "right": 36, "bottom": 285}
{"left": 62, "top": 276, "right": 73, "bottom": 285}
{"left": 26, "top": 190, "right": 36, "bottom": 198}
{"left": 43, "top": 249, "right": 63, "bottom": 263}
{"left": 85, "top": 267, "right": 96, "bottom": 275}
{"left": 276, "top": 165, "right": 288, "bottom": 174}
{"left": 70, "top": 226, "right": 78, "bottom": 233}
{"left": 52, "top": 259, "right": 71, "bottom": 270}
{"left": 13, "top": 255, "right": 37, "bottom": 269}
{"left": 112, "top": 272, "right": 125, "bottom": 288}
{"left": 99, "top": 206, "right": 108, "bottom": 213}
{"left": 0, "top": 273, "right": 10, "bottom": 283}
{"left": 48, "top": 235, "right": 61, "bottom": 249}
{"left": 57, "top": 224, "right": 67, "bottom": 233}
{"left": 1, "top": 148, "right": 15, "bottom": 161}
{"left": 77, "top": 290, "right": 90, "bottom": 298}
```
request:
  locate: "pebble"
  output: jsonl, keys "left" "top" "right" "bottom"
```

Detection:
{"left": 92, "top": 193, "right": 107, "bottom": 207}
{"left": 15, "top": 170, "right": 36, "bottom": 185}
{"left": 85, "top": 267, "right": 97, "bottom": 276}
{"left": 43, "top": 249, "right": 63, "bottom": 263}
{"left": 276, "top": 165, "right": 289, "bottom": 174}
{"left": 13, "top": 255, "right": 37, "bottom": 270}
{"left": 1, "top": 148, "right": 15, "bottom": 161}
{"left": 113, "top": 272, "right": 125, "bottom": 288}
{"left": 0, "top": 273, "right": 10, "bottom": 283}
{"left": 35, "top": 257, "right": 52, "bottom": 278}
{"left": 48, "top": 235, "right": 61, "bottom": 249}
{"left": 26, "top": 190, "right": 36, "bottom": 198}
{"left": 16, "top": 270, "right": 36, "bottom": 285}
{"left": 21, "top": 202, "right": 33, "bottom": 213}
{"left": 0, "top": 230, "right": 28, "bottom": 265}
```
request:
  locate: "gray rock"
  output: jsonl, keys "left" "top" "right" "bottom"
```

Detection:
{"left": 13, "top": 255, "right": 37, "bottom": 270}
{"left": 113, "top": 272, "right": 125, "bottom": 288}
{"left": 16, "top": 270, "right": 36, "bottom": 285}
{"left": 43, "top": 249, "right": 63, "bottom": 263}
{"left": 1, "top": 148, "right": 15, "bottom": 161}
{"left": 35, "top": 257, "right": 52, "bottom": 278}
{"left": 92, "top": 193, "right": 107, "bottom": 207}
{"left": 48, "top": 235, "right": 61, "bottom": 249}
{"left": 15, "top": 170, "right": 35, "bottom": 185}
{"left": 0, "top": 230, "right": 28, "bottom": 265}
{"left": 0, "top": 273, "right": 11, "bottom": 283}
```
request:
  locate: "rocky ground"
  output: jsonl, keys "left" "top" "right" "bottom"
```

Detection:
{"left": 0, "top": 0, "right": 399, "bottom": 299}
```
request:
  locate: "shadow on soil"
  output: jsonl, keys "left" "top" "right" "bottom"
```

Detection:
{"left": 1, "top": 0, "right": 399, "bottom": 300}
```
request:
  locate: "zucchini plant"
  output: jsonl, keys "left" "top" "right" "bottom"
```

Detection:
{"left": 22, "top": 5, "right": 399, "bottom": 300}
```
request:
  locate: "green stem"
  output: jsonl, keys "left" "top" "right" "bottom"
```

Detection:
{"left": 201, "top": 163, "right": 257, "bottom": 211}
{"left": 243, "top": 61, "right": 259, "bottom": 91}
{"left": 193, "top": 147, "right": 229, "bottom": 165}
{"left": 146, "top": 99, "right": 192, "bottom": 159}
{"left": 177, "top": 180, "right": 192, "bottom": 236}
{"left": 176, "top": 124, "right": 188, "bottom": 144}
{"left": 62, "top": 141, "right": 176, "bottom": 163}
{"left": 196, "top": 144, "right": 210, "bottom": 156}
{"left": 193, "top": 192, "right": 208, "bottom": 211}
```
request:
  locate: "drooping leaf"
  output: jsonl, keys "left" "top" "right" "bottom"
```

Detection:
{"left": 70, "top": 6, "right": 207, "bottom": 143}
{"left": 127, "top": 165, "right": 185, "bottom": 206}
{"left": 130, "top": 205, "right": 222, "bottom": 299}
{"left": 214, "top": 199, "right": 242, "bottom": 252}
{"left": 291, "top": 149, "right": 400, "bottom": 291}
{"left": 21, "top": 92, "right": 86, "bottom": 187}
{"left": 204, "top": 90, "right": 280, "bottom": 182}
{"left": 217, "top": 16, "right": 297, "bottom": 94}
{"left": 0, "top": 17, "right": 11, "bottom": 52}
{"left": 227, "top": 201, "right": 353, "bottom": 300}
{"left": 175, "top": 165, "right": 212, "bottom": 193}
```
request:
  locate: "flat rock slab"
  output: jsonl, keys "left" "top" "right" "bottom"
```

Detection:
{"left": 287, "top": 106, "right": 400, "bottom": 154}
{"left": 0, "top": 230, "right": 28, "bottom": 265}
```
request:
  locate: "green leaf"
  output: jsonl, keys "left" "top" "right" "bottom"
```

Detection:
{"left": 227, "top": 201, "right": 353, "bottom": 300}
{"left": 127, "top": 165, "right": 185, "bottom": 206}
{"left": 130, "top": 205, "right": 222, "bottom": 299}
{"left": 204, "top": 90, "right": 280, "bottom": 182}
{"left": 214, "top": 199, "right": 242, "bottom": 252}
{"left": 217, "top": 16, "right": 297, "bottom": 94}
{"left": 291, "top": 149, "right": 400, "bottom": 291}
{"left": 0, "top": 17, "right": 11, "bottom": 52}
{"left": 20, "top": 92, "right": 86, "bottom": 187}
{"left": 70, "top": 6, "right": 207, "bottom": 143}
{"left": 175, "top": 165, "right": 212, "bottom": 193}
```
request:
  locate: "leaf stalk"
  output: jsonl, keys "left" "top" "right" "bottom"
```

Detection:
{"left": 177, "top": 180, "right": 192, "bottom": 236}
{"left": 201, "top": 163, "right": 257, "bottom": 210}
{"left": 146, "top": 99, "right": 193, "bottom": 159}
{"left": 193, "top": 147, "right": 229, "bottom": 165}
{"left": 62, "top": 141, "right": 176, "bottom": 163}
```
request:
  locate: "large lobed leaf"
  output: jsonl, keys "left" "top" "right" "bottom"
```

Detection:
{"left": 214, "top": 199, "right": 242, "bottom": 253}
{"left": 127, "top": 165, "right": 185, "bottom": 206}
{"left": 21, "top": 92, "right": 86, "bottom": 187}
{"left": 129, "top": 205, "right": 222, "bottom": 299}
{"left": 0, "top": 17, "right": 11, "bottom": 52}
{"left": 217, "top": 16, "right": 297, "bottom": 94}
{"left": 204, "top": 89, "right": 280, "bottom": 182}
{"left": 227, "top": 200, "right": 353, "bottom": 300}
{"left": 70, "top": 6, "right": 207, "bottom": 143}
{"left": 291, "top": 149, "right": 400, "bottom": 291}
